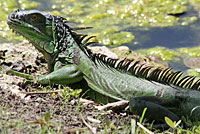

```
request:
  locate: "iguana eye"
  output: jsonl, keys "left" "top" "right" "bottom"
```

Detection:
{"left": 31, "top": 14, "right": 38, "bottom": 21}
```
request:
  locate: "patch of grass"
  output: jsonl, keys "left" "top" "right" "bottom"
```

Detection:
{"left": 60, "top": 86, "right": 82, "bottom": 101}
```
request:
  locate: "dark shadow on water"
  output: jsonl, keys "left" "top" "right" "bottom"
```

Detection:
{"left": 168, "top": 60, "right": 189, "bottom": 72}
{"left": 124, "top": 20, "right": 200, "bottom": 72}
{"left": 126, "top": 19, "right": 200, "bottom": 50}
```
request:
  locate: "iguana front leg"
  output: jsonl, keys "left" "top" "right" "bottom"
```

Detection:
{"left": 7, "top": 64, "right": 83, "bottom": 85}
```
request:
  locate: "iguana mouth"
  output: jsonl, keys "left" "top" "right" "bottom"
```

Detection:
{"left": 7, "top": 10, "right": 26, "bottom": 35}
{"left": 7, "top": 9, "right": 27, "bottom": 30}
{"left": 7, "top": 9, "right": 23, "bottom": 24}
{"left": 7, "top": 10, "right": 20, "bottom": 23}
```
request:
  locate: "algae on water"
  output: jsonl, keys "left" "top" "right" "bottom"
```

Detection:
{"left": 1, "top": 0, "right": 199, "bottom": 46}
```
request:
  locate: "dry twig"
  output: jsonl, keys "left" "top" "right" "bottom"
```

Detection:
{"left": 95, "top": 100, "right": 129, "bottom": 111}
{"left": 137, "top": 122, "right": 154, "bottom": 134}
{"left": 20, "top": 90, "right": 61, "bottom": 96}
{"left": 80, "top": 113, "right": 97, "bottom": 134}
{"left": 65, "top": 127, "right": 88, "bottom": 133}
{"left": 79, "top": 98, "right": 95, "bottom": 105}
{"left": 87, "top": 116, "right": 101, "bottom": 124}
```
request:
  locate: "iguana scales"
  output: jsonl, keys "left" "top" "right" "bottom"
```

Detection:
{"left": 7, "top": 9, "right": 200, "bottom": 124}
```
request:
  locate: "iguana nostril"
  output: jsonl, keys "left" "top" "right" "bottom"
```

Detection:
{"left": 10, "top": 13, "right": 15, "bottom": 19}
{"left": 15, "top": 14, "right": 23, "bottom": 21}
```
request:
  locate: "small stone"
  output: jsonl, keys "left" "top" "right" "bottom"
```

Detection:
{"left": 183, "top": 57, "right": 200, "bottom": 69}
{"left": 35, "top": 109, "right": 40, "bottom": 113}
{"left": 116, "top": 46, "right": 130, "bottom": 52}
{"left": 89, "top": 46, "right": 118, "bottom": 58}
{"left": 87, "top": 116, "right": 101, "bottom": 124}
{"left": 111, "top": 46, "right": 131, "bottom": 57}
{"left": 70, "top": 99, "right": 76, "bottom": 105}
{"left": 148, "top": 55, "right": 168, "bottom": 67}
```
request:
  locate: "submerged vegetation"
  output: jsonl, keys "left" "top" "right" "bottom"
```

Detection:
{"left": 0, "top": 0, "right": 199, "bottom": 46}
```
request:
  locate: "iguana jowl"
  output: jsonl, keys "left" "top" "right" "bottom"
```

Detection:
{"left": 7, "top": 9, "right": 200, "bottom": 123}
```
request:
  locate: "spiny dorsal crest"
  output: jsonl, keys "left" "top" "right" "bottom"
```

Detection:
{"left": 91, "top": 52, "right": 200, "bottom": 91}
{"left": 52, "top": 16, "right": 94, "bottom": 52}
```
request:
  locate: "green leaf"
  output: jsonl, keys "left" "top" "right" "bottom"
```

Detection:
{"left": 140, "top": 107, "right": 147, "bottom": 123}
{"left": 105, "top": 116, "right": 111, "bottom": 128}
{"left": 174, "top": 120, "right": 182, "bottom": 128}
{"left": 44, "top": 112, "right": 51, "bottom": 123}
{"left": 37, "top": 118, "right": 45, "bottom": 126}
{"left": 165, "top": 116, "right": 175, "bottom": 128}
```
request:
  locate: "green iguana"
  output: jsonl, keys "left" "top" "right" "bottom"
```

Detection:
{"left": 7, "top": 9, "right": 200, "bottom": 125}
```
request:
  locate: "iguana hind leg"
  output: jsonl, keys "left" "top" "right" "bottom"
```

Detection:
{"left": 129, "top": 96, "right": 181, "bottom": 125}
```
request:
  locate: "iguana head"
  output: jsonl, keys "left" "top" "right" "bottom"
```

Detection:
{"left": 7, "top": 9, "right": 91, "bottom": 72}
{"left": 7, "top": 9, "right": 57, "bottom": 55}
{"left": 7, "top": 9, "right": 62, "bottom": 72}
{"left": 7, "top": 10, "right": 91, "bottom": 72}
